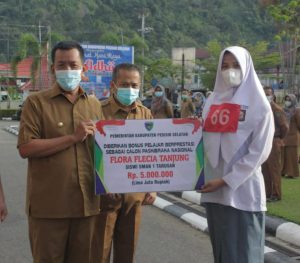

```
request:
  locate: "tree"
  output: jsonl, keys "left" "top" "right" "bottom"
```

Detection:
{"left": 127, "top": 33, "right": 149, "bottom": 65}
{"left": 198, "top": 40, "right": 223, "bottom": 90}
{"left": 198, "top": 40, "right": 280, "bottom": 90}
{"left": 144, "top": 57, "right": 180, "bottom": 89}
{"left": 245, "top": 41, "right": 280, "bottom": 71}
{"left": 100, "top": 32, "right": 123, "bottom": 46}
{"left": 49, "top": 31, "right": 65, "bottom": 51}
{"left": 11, "top": 33, "right": 40, "bottom": 83}
{"left": 267, "top": 0, "right": 300, "bottom": 93}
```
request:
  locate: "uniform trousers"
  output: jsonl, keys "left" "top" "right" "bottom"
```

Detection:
{"left": 205, "top": 203, "right": 265, "bottom": 263}
{"left": 96, "top": 193, "right": 145, "bottom": 263}
{"left": 282, "top": 146, "right": 299, "bottom": 178}
{"left": 262, "top": 140, "right": 282, "bottom": 199}
{"left": 28, "top": 215, "right": 99, "bottom": 263}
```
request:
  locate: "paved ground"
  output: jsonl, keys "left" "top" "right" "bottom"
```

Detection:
{"left": 1, "top": 120, "right": 299, "bottom": 263}
{"left": 0, "top": 121, "right": 214, "bottom": 263}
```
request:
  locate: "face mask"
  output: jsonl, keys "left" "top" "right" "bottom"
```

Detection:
{"left": 55, "top": 69, "right": 82, "bottom": 92}
{"left": 155, "top": 91, "right": 163, "bottom": 97}
{"left": 116, "top": 87, "right": 139, "bottom": 106}
{"left": 285, "top": 101, "right": 292, "bottom": 107}
{"left": 182, "top": 95, "right": 189, "bottom": 100}
{"left": 221, "top": 68, "right": 242, "bottom": 88}
{"left": 266, "top": 95, "right": 273, "bottom": 103}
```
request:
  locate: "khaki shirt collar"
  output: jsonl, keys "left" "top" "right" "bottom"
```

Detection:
{"left": 48, "top": 83, "right": 88, "bottom": 99}
{"left": 109, "top": 94, "right": 138, "bottom": 115}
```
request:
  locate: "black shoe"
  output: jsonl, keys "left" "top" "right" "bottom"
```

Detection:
{"left": 267, "top": 196, "right": 280, "bottom": 202}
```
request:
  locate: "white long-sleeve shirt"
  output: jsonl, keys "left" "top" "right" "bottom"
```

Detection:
{"left": 201, "top": 111, "right": 274, "bottom": 212}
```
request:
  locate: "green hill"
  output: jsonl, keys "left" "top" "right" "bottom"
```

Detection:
{"left": 0, "top": 0, "right": 276, "bottom": 60}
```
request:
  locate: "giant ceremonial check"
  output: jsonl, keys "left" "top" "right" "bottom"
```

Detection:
{"left": 94, "top": 119, "right": 204, "bottom": 194}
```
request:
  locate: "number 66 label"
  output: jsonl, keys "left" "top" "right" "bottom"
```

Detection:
{"left": 204, "top": 103, "right": 241, "bottom": 133}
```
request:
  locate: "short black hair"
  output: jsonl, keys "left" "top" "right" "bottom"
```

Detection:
{"left": 112, "top": 63, "right": 141, "bottom": 82}
{"left": 51, "top": 41, "right": 84, "bottom": 63}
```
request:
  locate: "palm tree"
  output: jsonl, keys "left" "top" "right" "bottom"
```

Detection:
{"left": 11, "top": 33, "right": 41, "bottom": 89}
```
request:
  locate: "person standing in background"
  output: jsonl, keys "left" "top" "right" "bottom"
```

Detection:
{"left": 180, "top": 89, "right": 195, "bottom": 118}
{"left": 192, "top": 92, "right": 206, "bottom": 118}
{"left": 282, "top": 94, "right": 300, "bottom": 178}
{"left": 262, "top": 86, "right": 289, "bottom": 201}
{"left": 151, "top": 84, "right": 174, "bottom": 119}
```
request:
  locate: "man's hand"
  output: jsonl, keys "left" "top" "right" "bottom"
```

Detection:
{"left": 142, "top": 192, "right": 157, "bottom": 205}
{"left": 200, "top": 179, "right": 226, "bottom": 193}
{"left": 106, "top": 193, "right": 121, "bottom": 200}
{"left": 74, "top": 120, "right": 96, "bottom": 142}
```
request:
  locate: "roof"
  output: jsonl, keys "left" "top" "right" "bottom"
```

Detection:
{"left": 0, "top": 44, "right": 52, "bottom": 91}
{"left": 195, "top": 48, "right": 210, "bottom": 59}
{"left": 0, "top": 63, "right": 10, "bottom": 71}
{"left": 20, "top": 52, "right": 52, "bottom": 91}
{"left": 16, "top": 57, "right": 34, "bottom": 78}
{"left": 0, "top": 57, "right": 33, "bottom": 78}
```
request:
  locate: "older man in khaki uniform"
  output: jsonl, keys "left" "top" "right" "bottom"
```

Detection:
{"left": 97, "top": 63, "right": 156, "bottom": 263}
{"left": 262, "top": 86, "right": 289, "bottom": 201}
{"left": 18, "top": 41, "right": 104, "bottom": 263}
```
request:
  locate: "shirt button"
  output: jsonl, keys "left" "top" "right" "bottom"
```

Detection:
{"left": 58, "top": 122, "right": 64, "bottom": 127}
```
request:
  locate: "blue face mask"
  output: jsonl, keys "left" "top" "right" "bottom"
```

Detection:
{"left": 154, "top": 91, "right": 163, "bottom": 97}
{"left": 182, "top": 95, "right": 189, "bottom": 100}
{"left": 55, "top": 69, "right": 82, "bottom": 92}
{"left": 117, "top": 87, "right": 140, "bottom": 106}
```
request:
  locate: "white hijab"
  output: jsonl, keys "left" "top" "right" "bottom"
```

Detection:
{"left": 203, "top": 46, "right": 271, "bottom": 168}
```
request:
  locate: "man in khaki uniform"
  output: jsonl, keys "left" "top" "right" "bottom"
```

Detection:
{"left": 282, "top": 94, "right": 300, "bottom": 178}
{"left": 262, "top": 86, "right": 289, "bottom": 201}
{"left": 97, "top": 63, "right": 156, "bottom": 263}
{"left": 18, "top": 41, "right": 104, "bottom": 263}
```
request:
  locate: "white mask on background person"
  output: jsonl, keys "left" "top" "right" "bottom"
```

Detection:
{"left": 266, "top": 95, "right": 273, "bottom": 103}
{"left": 154, "top": 91, "right": 163, "bottom": 97}
{"left": 221, "top": 68, "right": 242, "bottom": 88}
{"left": 285, "top": 101, "right": 292, "bottom": 108}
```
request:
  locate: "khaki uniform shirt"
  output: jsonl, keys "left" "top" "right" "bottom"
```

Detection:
{"left": 18, "top": 84, "right": 104, "bottom": 218}
{"left": 152, "top": 101, "right": 173, "bottom": 119}
{"left": 271, "top": 101, "right": 289, "bottom": 147}
{"left": 181, "top": 100, "right": 195, "bottom": 118}
{"left": 101, "top": 95, "right": 152, "bottom": 120}
{"left": 284, "top": 108, "right": 300, "bottom": 146}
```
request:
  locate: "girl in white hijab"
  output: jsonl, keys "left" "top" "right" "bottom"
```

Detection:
{"left": 201, "top": 46, "right": 274, "bottom": 263}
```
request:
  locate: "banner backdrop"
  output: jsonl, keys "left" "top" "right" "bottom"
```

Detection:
{"left": 94, "top": 119, "right": 204, "bottom": 194}
{"left": 81, "top": 44, "right": 134, "bottom": 99}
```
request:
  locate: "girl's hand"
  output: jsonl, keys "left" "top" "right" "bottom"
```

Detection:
{"left": 200, "top": 179, "right": 226, "bottom": 193}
